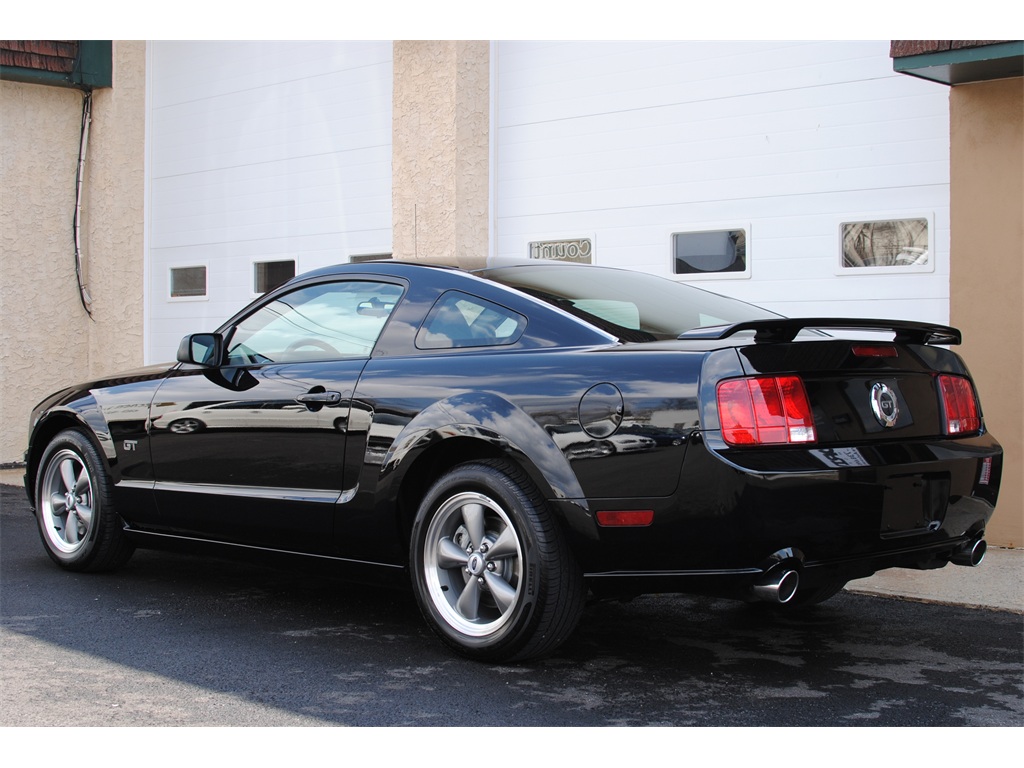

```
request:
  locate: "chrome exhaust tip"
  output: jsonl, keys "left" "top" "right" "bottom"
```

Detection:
{"left": 752, "top": 569, "right": 800, "bottom": 604}
{"left": 950, "top": 538, "right": 987, "bottom": 567}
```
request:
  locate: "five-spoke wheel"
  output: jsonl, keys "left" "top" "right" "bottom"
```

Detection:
{"left": 422, "top": 490, "right": 524, "bottom": 638}
{"left": 39, "top": 447, "right": 95, "bottom": 555}
{"left": 411, "top": 460, "right": 585, "bottom": 662}
{"left": 34, "top": 429, "right": 134, "bottom": 572}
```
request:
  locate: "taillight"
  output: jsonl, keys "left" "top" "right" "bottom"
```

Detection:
{"left": 851, "top": 344, "right": 898, "bottom": 358}
{"left": 716, "top": 375, "right": 817, "bottom": 446}
{"left": 938, "top": 374, "right": 981, "bottom": 435}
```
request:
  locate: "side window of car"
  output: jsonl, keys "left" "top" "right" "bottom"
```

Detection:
{"left": 226, "top": 280, "right": 403, "bottom": 365}
{"left": 417, "top": 291, "right": 527, "bottom": 350}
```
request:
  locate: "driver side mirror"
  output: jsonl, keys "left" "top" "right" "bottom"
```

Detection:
{"left": 177, "top": 333, "right": 224, "bottom": 367}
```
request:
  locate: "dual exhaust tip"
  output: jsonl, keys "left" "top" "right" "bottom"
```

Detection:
{"left": 950, "top": 538, "right": 987, "bottom": 568}
{"left": 752, "top": 568, "right": 800, "bottom": 604}
{"left": 751, "top": 536, "right": 987, "bottom": 604}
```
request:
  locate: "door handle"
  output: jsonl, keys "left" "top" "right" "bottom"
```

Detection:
{"left": 296, "top": 390, "right": 343, "bottom": 408}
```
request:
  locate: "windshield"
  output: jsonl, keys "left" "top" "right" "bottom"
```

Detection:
{"left": 479, "top": 264, "right": 781, "bottom": 342}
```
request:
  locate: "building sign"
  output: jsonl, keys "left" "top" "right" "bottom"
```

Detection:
{"left": 529, "top": 238, "right": 592, "bottom": 263}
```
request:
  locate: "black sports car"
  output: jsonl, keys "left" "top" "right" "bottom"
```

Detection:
{"left": 23, "top": 261, "right": 1002, "bottom": 661}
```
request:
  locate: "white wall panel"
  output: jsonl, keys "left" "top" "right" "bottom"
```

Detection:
{"left": 146, "top": 41, "right": 392, "bottom": 363}
{"left": 494, "top": 41, "right": 951, "bottom": 325}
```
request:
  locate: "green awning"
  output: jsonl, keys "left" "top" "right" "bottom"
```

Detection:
{"left": 893, "top": 41, "right": 1023, "bottom": 85}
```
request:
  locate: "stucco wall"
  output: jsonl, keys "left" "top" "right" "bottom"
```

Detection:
{"left": 392, "top": 41, "right": 489, "bottom": 268}
{"left": 83, "top": 42, "right": 146, "bottom": 376}
{"left": 950, "top": 77, "right": 1023, "bottom": 548}
{"left": 0, "top": 41, "right": 146, "bottom": 465}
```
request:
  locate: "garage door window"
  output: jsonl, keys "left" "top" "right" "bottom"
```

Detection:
{"left": 254, "top": 260, "right": 296, "bottom": 294}
{"left": 170, "top": 265, "right": 207, "bottom": 299}
{"left": 672, "top": 229, "right": 748, "bottom": 278}
{"left": 840, "top": 218, "right": 930, "bottom": 271}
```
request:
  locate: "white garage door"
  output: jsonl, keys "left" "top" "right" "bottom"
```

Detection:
{"left": 146, "top": 41, "right": 393, "bottom": 363}
{"left": 494, "top": 41, "right": 951, "bottom": 325}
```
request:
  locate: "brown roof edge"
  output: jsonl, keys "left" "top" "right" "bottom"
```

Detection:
{"left": 890, "top": 41, "right": 1011, "bottom": 58}
{"left": 0, "top": 40, "right": 77, "bottom": 74}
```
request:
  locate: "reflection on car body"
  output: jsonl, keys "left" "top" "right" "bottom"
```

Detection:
{"left": 154, "top": 399, "right": 338, "bottom": 434}
{"left": 606, "top": 434, "right": 657, "bottom": 454}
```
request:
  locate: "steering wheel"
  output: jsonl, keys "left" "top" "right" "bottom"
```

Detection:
{"left": 284, "top": 338, "right": 341, "bottom": 357}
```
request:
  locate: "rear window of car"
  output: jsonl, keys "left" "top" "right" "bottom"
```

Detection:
{"left": 479, "top": 264, "right": 780, "bottom": 342}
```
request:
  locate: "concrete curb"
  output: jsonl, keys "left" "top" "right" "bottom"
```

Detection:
{"left": 845, "top": 546, "right": 1023, "bottom": 614}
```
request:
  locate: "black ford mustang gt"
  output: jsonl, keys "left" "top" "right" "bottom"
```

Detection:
{"left": 23, "top": 261, "right": 1001, "bottom": 661}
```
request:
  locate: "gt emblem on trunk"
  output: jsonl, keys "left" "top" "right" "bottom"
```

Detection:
{"left": 870, "top": 382, "right": 900, "bottom": 428}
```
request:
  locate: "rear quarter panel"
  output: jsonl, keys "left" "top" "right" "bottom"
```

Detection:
{"left": 356, "top": 346, "right": 702, "bottom": 501}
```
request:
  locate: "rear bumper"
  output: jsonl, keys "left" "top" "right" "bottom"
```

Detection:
{"left": 579, "top": 531, "right": 987, "bottom": 596}
{"left": 555, "top": 431, "right": 1001, "bottom": 595}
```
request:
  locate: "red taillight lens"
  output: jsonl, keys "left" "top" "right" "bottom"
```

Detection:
{"left": 938, "top": 374, "right": 981, "bottom": 435}
{"left": 717, "top": 375, "right": 817, "bottom": 446}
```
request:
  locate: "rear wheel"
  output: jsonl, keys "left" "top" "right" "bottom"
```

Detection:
{"left": 411, "top": 460, "right": 585, "bottom": 662}
{"left": 35, "top": 429, "right": 134, "bottom": 572}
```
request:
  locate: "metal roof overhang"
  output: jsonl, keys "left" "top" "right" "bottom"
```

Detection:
{"left": 894, "top": 41, "right": 1024, "bottom": 85}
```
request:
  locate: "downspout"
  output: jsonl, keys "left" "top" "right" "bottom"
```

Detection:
{"left": 74, "top": 89, "right": 94, "bottom": 319}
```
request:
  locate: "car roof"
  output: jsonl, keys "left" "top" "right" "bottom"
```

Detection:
{"left": 294, "top": 260, "right": 465, "bottom": 281}
{"left": 293, "top": 258, "right": 597, "bottom": 283}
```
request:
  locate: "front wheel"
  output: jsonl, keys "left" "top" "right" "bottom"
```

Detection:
{"left": 35, "top": 429, "right": 134, "bottom": 572}
{"left": 410, "top": 460, "right": 585, "bottom": 662}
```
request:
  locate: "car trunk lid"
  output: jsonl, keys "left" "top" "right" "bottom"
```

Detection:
{"left": 690, "top": 318, "right": 980, "bottom": 445}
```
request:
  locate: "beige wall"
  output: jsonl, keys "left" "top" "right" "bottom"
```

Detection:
{"left": 0, "top": 41, "right": 146, "bottom": 465}
{"left": 950, "top": 77, "right": 1023, "bottom": 548}
{"left": 392, "top": 40, "right": 489, "bottom": 269}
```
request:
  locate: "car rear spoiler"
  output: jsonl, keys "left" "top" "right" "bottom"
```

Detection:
{"left": 677, "top": 318, "right": 961, "bottom": 345}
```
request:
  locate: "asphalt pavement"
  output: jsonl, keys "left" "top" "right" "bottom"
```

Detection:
{"left": 1, "top": 477, "right": 1022, "bottom": 731}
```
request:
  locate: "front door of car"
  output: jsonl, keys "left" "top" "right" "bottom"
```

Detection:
{"left": 147, "top": 278, "right": 404, "bottom": 553}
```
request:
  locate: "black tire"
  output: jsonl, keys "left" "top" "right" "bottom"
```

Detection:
{"left": 34, "top": 429, "right": 134, "bottom": 572}
{"left": 410, "top": 459, "right": 586, "bottom": 662}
